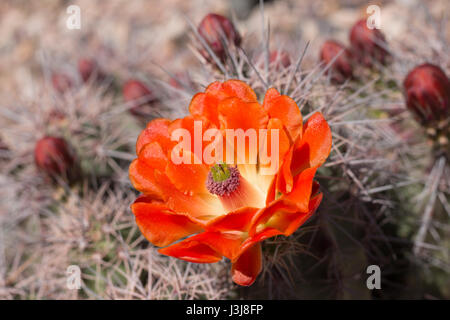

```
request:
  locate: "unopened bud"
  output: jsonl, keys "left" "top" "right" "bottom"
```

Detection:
{"left": 270, "top": 50, "right": 291, "bottom": 69}
{"left": 34, "top": 136, "right": 79, "bottom": 182}
{"left": 320, "top": 40, "right": 354, "bottom": 84}
{"left": 403, "top": 63, "right": 450, "bottom": 126}
{"left": 350, "top": 19, "right": 390, "bottom": 67}
{"left": 78, "top": 58, "right": 105, "bottom": 83}
{"left": 123, "top": 79, "right": 156, "bottom": 118}
{"left": 197, "top": 13, "right": 241, "bottom": 62}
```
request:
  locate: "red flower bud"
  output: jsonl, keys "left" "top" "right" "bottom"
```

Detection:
{"left": 123, "top": 79, "right": 156, "bottom": 117}
{"left": 403, "top": 63, "right": 450, "bottom": 126}
{"left": 78, "top": 58, "right": 104, "bottom": 83}
{"left": 197, "top": 13, "right": 241, "bottom": 62}
{"left": 34, "top": 136, "right": 78, "bottom": 181}
{"left": 349, "top": 19, "right": 390, "bottom": 67}
{"left": 270, "top": 50, "right": 291, "bottom": 69}
{"left": 52, "top": 73, "right": 73, "bottom": 94}
{"left": 320, "top": 40, "right": 354, "bottom": 84}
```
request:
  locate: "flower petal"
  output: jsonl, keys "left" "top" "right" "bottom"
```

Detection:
{"left": 267, "top": 192, "right": 323, "bottom": 237}
{"left": 291, "top": 112, "right": 332, "bottom": 175}
{"left": 189, "top": 92, "right": 221, "bottom": 127}
{"left": 263, "top": 88, "right": 303, "bottom": 140}
{"left": 239, "top": 228, "right": 281, "bottom": 256}
{"left": 185, "top": 231, "right": 245, "bottom": 261}
{"left": 131, "top": 197, "right": 203, "bottom": 247}
{"left": 249, "top": 174, "right": 320, "bottom": 237}
{"left": 206, "top": 207, "right": 259, "bottom": 232}
{"left": 168, "top": 115, "right": 215, "bottom": 162}
{"left": 258, "top": 118, "right": 291, "bottom": 186}
{"left": 231, "top": 243, "right": 262, "bottom": 286}
{"left": 158, "top": 236, "right": 222, "bottom": 263}
{"left": 138, "top": 141, "right": 167, "bottom": 171}
{"left": 281, "top": 166, "right": 318, "bottom": 212}
{"left": 165, "top": 150, "right": 210, "bottom": 194}
{"left": 189, "top": 80, "right": 258, "bottom": 127}
{"left": 219, "top": 98, "right": 268, "bottom": 131}
{"left": 136, "top": 119, "right": 172, "bottom": 155}
{"left": 276, "top": 146, "right": 294, "bottom": 193}
{"left": 129, "top": 159, "right": 161, "bottom": 197}
{"left": 154, "top": 170, "right": 226, "bottom": 222}
{"left": 276, "top": 112, "right": 331, "bottom": 193}
{"left": 206, "top": 80, "right": 257, "bottom": 102}
{"left": 248, "top": 198, "right": 298, "bottom": 236}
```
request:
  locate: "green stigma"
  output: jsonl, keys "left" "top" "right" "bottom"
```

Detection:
{"left": 210, "top": 163, "right": 231, "bottom": 182}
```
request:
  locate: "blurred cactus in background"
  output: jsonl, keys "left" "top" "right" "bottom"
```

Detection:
{"left": 52, "top": 72, "right": 73, "bottom": 94}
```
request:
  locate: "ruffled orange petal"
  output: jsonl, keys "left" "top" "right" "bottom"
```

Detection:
{"left": 136, "top": 119, "right": 172, "bottom": 155}
{"left": 158, "top": 237, "right": 222, "bottom": 263}
{"left": 231, "top": 243, "right": 262, "bottom": 286}
{"left": 249, "top": 190, "right": 322, "bottom": 238}
{"left": 129, "top": 141, "right": 169, "bottom": 197}
{"left": 138, "top": 141, "right": 167, "bottom": 171}
{"left": 281, "top": 166, "right": 318, "bottom": 212}
{"left": 168, "top": 115, "right": 216, "bottom": 163}
{"left": 129, "top": 159, "right": 161, "bottom": 197}
{"left": 265, "top": 175, "right": 277, "bottom": 205}
{"left": 182, "top": 231, "right": 245, "bottom": 261}
{"left": 189, "top": 80, "right": 258, "bottom": 127}
{"left": 276, "top": 146, "right": 294, "bottom": 193}
{"left": 249, "top": 171, "right": 320, "bottom": 236}
{"left": 248, "top": 198, "right": 298, "bottom": 236}
{"left": 189, "top": 92, "right": 221, "bottom": 127}
{"left": 263, "top": 88, "right": 303, "bottom": 140}
{"left": 219, "top": 98, "right": 268, "bottom": 131}
{"left": 132, "top": 197, "right": 203, "bottom": 247}
{"left": 165, "top": 150, "right": 210, "bottom": 194}
{"left": 161, "top": 207, "right": 260, "bottom": 262}
{"left": 206, "top": 80, "right": 257, "bottom": 103}
{"left": 265, "top": 193, "right": 323, "bottom": 237}
{"left": 259, "top": 118, "right": 291, "bottom": 177}
{"left": 206, "top": 207, "right": 259, "bottom": 232}
{"left": 154, "top": 170, "right": 225, "bottom": 222}
{"left": 239, "top": 228, "right": 281, "bottom": 256}
{"left": 171, "top": 207, "right": 263, "bottom": 262}
{"left": 290, "top": 112, "right": 332, "bottom": 175}
{"left": 204, "top": 207, "right": 261, "bottom": 260}
{"left": 276, "top": 112, "right": 331, "bottom": 193}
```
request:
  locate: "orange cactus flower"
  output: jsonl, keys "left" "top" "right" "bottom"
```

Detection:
{"left": 129, "top": 80, "right": 332, "bottom": 286}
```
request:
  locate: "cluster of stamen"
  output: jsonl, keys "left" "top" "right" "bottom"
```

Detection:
{"left": 206, "top": 163, "right": 240, "bottom": 196}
